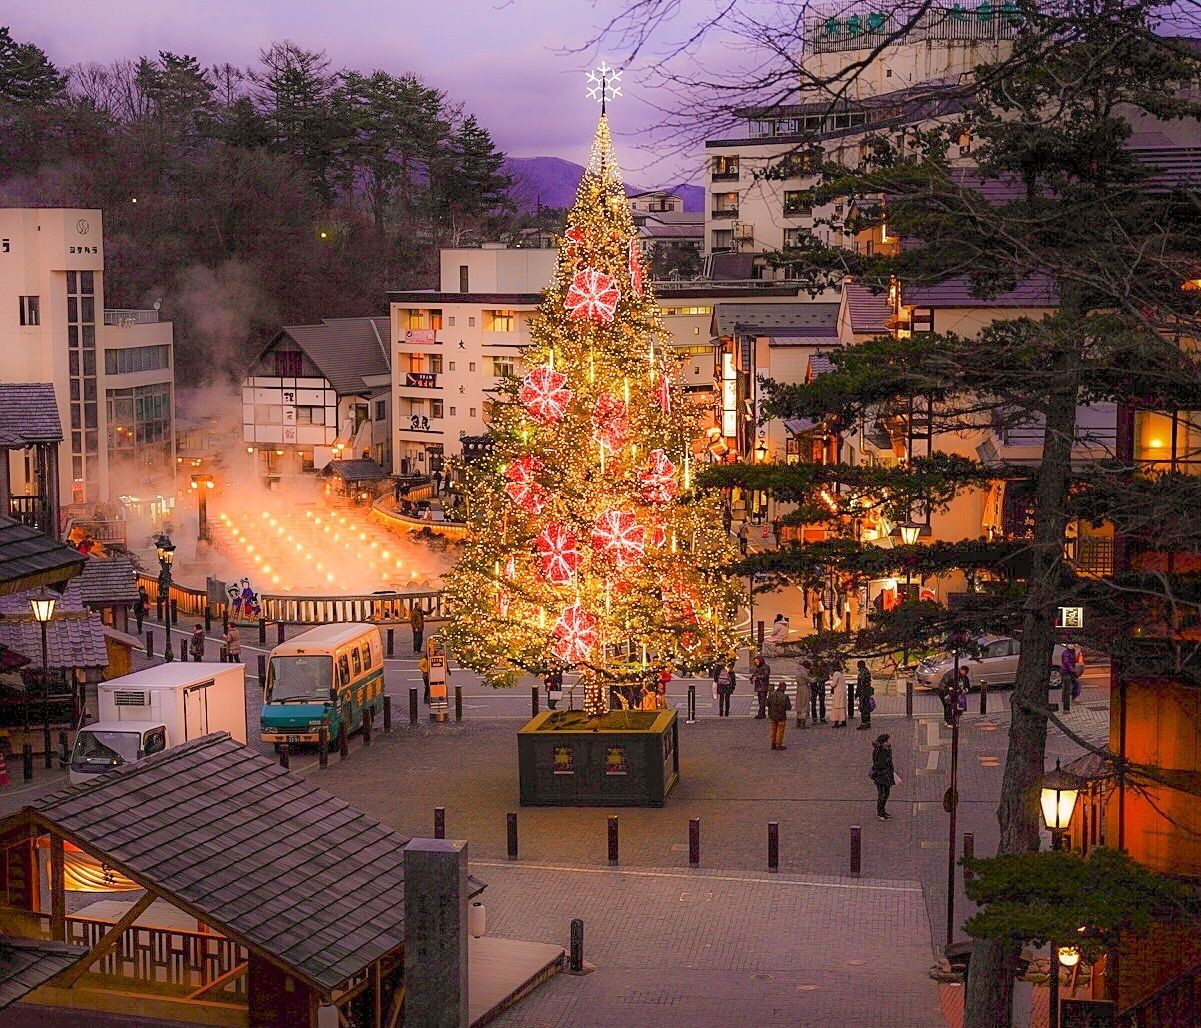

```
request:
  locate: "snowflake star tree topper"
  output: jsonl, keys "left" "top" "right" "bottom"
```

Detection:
{"left": 585, "top": 60, "right": 623, "bottom": 113}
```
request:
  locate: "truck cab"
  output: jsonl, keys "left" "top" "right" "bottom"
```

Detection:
{"left": 70, "top": 721, "right": 168, "bottom": 783}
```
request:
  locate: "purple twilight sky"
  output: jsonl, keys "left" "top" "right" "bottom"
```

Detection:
{"left": 5, "top": 0, "right": 741, "bottom": 184}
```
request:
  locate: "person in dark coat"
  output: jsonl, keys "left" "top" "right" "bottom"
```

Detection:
{"left": 750, "top": 655, "right": 771, "bottom": 719}
{"left": 809, "top": 658, "right": 827, "bottom": 723}
{"left": 410, "top": 605, "right": 425, "bottom": 653}
{"left": 856, "top": 660, "right": 874, "bottom": 729}
{"left": 134, "top": 586, "right": 149, "bottom": 634}
{"left": 870, "top": 734, "right": 896, "bottom": 820}
{"left": 714, "top": 660, "right": 736, "bottom": 717}
{"left": 188, "top": 625, "right": 205, "bottom": 662}
{"left": 767, "top": 680, "right": 792, "bottom": 749}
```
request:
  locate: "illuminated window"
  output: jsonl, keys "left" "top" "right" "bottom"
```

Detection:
{"left": 405, "top": 310, "right": 425, "bottom": 330}
{"left": 485, "top": 310, "right": 516, "bottom": 332}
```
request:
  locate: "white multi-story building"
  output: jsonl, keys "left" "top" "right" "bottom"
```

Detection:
{"left": 0, "top": 208, "right": 175, "bottom": 510}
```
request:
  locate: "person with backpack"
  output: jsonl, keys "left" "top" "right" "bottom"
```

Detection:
{"left": 767, "top": 680, "right": 792, "bottom": 749}
{"left": 188, "top": 624, "right": 205, "bottom": 662}
{"left": 870, "top": 734, "right": 896, "bottom": 820}
{"left": 750, "top": 655, "right": 771, "bottom": 719}
{"left": 714, "top": 659, "right": 736, "bottom": 717}
{"left": 856, "top": 660, "right": 874, "bottom": 729}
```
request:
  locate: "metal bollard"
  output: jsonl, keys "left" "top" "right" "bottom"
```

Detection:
{"left": 607, "top": 815, "right": 619, "bottom": 866}
{"left": 146, "top": 630, "right": 153, "bottom": 658}
{"left": 905, "top": 679, "right": 913, "bottom": 719}
{"left": 963, "top": 832, "right": 975, "bottom": 883}
{"left": 319, "top": 726, "right": 329, "bottom": 769}
{"left": 22, "top": 744, "right": 33, "bottom": 781}
{"left": 434, "top": 807, "right": 446, "bottom": 840}
{"left": 979, "top": 682, "right": 988, "bottom": 716}
{"left": 383, "top": 695, "right": 392, "bottom": 733}
{"left": 768, "top": 821, "right": 779, "bottom": 873}
{"left": 409, "top": 687, "right": 418, "bottom": 725}
{"left": 339, "top": 722, "right": 349, "bottom": 760}
{"left": 689, "top": 817, "right": 700, "bottom": 867}
{"left": 363, "top": 709, "right": 373, "bottom": 747}
{"left": 258, "top": 618, "right": 267, "bottom": 646}
{"left": 386, "top": 627, "right": 394, "bottom": 657}
{"left": 455, "top": 685, "right": 463, "bottom": 722}
{"left": 531, "top": 685, "right": 539, "bottom": 717}
{"left": 507, "top": 812, "right": 518, "bottom": 860}
{"left": 205, "top": 605, "right": 212, "bottom": 632}
{"left": 278, "top": 744, "right": 289, "bottom": 769}
{"left": 686, "top": 684, "right": 696, "bottom": 724}
{"left": 181, "top": 644, "right": 188, "bottom": 662}
{"left": 257, "top": 653, "right": 267, "bottom": 684}
{"left": 569, "top": 919, "right": 584, "bottom": 973}
{"left": 850, "top": 825, "right": 862, "bottom": 877}
{"left": 58, "top": 731, "right": 68, "bottom": 768}
{"left": 277, "top": 621, "right": 285, "bottom": 645}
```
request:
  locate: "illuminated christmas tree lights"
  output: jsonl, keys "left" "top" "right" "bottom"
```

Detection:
{"left": 445, "top": 112, "right": 743, "bottom": 716}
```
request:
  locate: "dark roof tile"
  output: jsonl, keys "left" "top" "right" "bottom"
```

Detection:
{"left": 0, "top": 384, "right": 63, "bottom": 447}
{"left": 0, "top": 518, "right": 87, "bottom": 596}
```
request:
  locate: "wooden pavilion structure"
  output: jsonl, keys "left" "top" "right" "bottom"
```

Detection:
{"left": 0, "top": 733, "right": 419, "bottom": 1027}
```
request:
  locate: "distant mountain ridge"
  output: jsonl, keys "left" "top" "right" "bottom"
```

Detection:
{"left": 504, "top": 156, "right": 703, "bottom": 213}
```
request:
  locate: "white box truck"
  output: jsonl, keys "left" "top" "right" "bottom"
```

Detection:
{"left": 69, "top": 663, "right": 247, "bottom": 785}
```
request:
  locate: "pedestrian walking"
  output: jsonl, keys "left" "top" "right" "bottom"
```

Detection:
{"left": 809, "top": 658, "right": 827, "bottom": 723}
{"left": 189, "top": 624, "right": 205, "bottom": 662}
{"left": 828, "top": 663, "right": 848, "bottom": 727}
{"left": 223, "top": 623, "right": 241, "bottom": 663}
{"left": 750, "top": 655, "right": 771, "bottom": 719}
{"left": 795, "top": 659, "right": 814, "bottom": 727}
{"left": 771, "top": 516, "right": 783, "bottom": 547}
{"left": 737, "top": 521, "right": 749, "bottom": 556}
{"left": 419, "top": 654, "right": 431, "bottom": 703}
{"left": 813, "top": 592, "right": 825, "bottom": 631}
{"left": 433, "top": 468, "right": 443, "bottom": 495}
{"left": 410, "top": 605, "right": 425, "bottom": 653}
{"left": 856, "top": 660, "right": 874, "bottom": 729}
{"left": 870, "top": 734, "right": 896, "bottom": 820}
{"left": 134, "top": 586, "right": 149, "bottom": 634}
{"left": 1060, "top": 644, "right": 1079, "bottom": 708}
{"left": 767, "top": 680, "right": 792, "bottom": 749}
{"left": 714, "top": 660, "right": 736, "bottom": 717}
{"left": 545, "top": 669, "right": 563, "bottom": 710}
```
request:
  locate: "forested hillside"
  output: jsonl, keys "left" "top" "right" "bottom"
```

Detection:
{"left": 0, "top": 28, "right": 516, "bottom": 380}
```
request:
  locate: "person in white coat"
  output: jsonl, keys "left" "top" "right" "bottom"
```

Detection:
{"left": 828, "top": 664, "right": 848, "bottom": 727}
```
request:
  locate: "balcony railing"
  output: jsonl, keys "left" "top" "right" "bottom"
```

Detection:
{"left": 8, "top": 495, "right": 51, "bottom": 534}
{"left": 711, "top": 170, "right": 740, "bottom": 182}
{"left": 784, "top": 203, "right": 814, "bottom": 218}
{"left": 805, "top": 5, "right": 1025, "bottom": 54}
{"left": 103, "top": 309, "right": 159, "bottom": 326}
{"left": 711, "top": 208, "right": 739, "bottom": 219}
{"left": 1119, "top": 959, "right": 1201, "bottom": 1027}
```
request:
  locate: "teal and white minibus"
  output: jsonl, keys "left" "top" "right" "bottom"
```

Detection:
{"left": 260, "top": 623, "right": 384, "bottom": 747}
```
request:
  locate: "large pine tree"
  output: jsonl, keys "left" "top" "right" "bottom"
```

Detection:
{"left": 446, "top": 115, "right": 742, "bottom": 717}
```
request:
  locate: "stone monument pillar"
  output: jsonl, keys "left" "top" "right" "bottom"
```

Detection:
{"left": 403, "top": 838, "right": 469, "bottom": 1028}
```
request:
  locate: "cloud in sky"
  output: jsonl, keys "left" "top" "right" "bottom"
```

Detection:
{"left": 4, "top": 0, "right": 731, "bottom": 183}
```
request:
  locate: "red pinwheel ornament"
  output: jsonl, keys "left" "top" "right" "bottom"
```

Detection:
{"left": 519, "top": 366, "right": 572, "bottom": 424}
{"left": 654, "top": 369, "right": 672, "bottom": 414}
{"left": 534, "top": 523, "right": 582, "bottom": 585}
{"left": 565, "top": 267, "right": 620, "bottom": 324}
{"left": 646, "top": 519, "right": 667, "bottom": 548}
{"left": 504, "top": 455, "right": 548, "bottom": 514}
{"left": 628, "top": 238, "right": 644, "bottom": 297}
{"left": 591, "top": 394, "right": 629, "bottom": 453}
{"left": 591, "top": 510, "right": 646, "bottom": 569}
{"left": 639, "top": 449, "right": 678, "bottom": 504}
{"left": 552, "top": 604, "right": 598, "bottom": 665}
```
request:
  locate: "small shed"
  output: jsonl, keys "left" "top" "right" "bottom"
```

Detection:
{"left": 76, "top": 554, "right": 140, "bottom": 634}
{"left": 0, "top": 733, "right": 421, "bottom": 1027}
{"left": 320, "top": 458, "right": 390, "bottom": 502}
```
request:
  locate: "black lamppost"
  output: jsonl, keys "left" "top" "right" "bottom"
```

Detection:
{"left": 1040, "top": 760, "right": 1082, "bottom": 1028}
{"left": 155, "top": 533, "right": 176, "bottom": 661}
{"left": 29, "top": 590, "right": 56, "bottom": 768}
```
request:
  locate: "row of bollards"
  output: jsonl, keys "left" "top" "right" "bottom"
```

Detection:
{"left": 277, "top": 698, "right": 395, "bottom": 770}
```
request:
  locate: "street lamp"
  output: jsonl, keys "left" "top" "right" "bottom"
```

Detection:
{"left": 1040, "top": 759, "right": 1082, "bottom": 850}
{"left": 190, "top": 473, "right": 215, "bottom": 542}
{"left": 29, "top": 589, "right": 56, "bottom": 767}
{"left": 155, "top": 533, "right": 176, "bottom": 662}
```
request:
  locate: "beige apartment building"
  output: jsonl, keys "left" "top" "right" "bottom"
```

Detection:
{"left": 0, "top": 208, "right": 175, "bottom": 513}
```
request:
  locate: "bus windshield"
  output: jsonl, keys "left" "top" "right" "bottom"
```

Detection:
{"left": 267, "top": 656, "right": 333, "bottom": 703}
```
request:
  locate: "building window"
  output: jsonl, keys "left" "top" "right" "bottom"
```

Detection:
{"left": 783, "top": 191, "right": 812, "bottom": 217}
{"left": 431, "top": 400, "right": 444, "bottom": 419}
{"left": 18, "top": 296, "right": 39, "bottom": 326}
{"left": 406, "top": 310, "right": 425, "bottom": 330}
{"left": 449, "top": 406, "right": 457, "bottom": 416}
{"left": 296, "top": 406, "right": 323, "bottom": 424}
{"left": 375, "top": 400, "right": 386, "bottom": 421}
{"left": 711, "top": 192, "right": 738, "bottom": 217}
{"left": 711, "top": 229, "right": 734, "bottom": 251}
{"left": 712, "top": 155, "right": 739, "bottom": 180}
{"left": 408, "top": 354, "right": 426, "bottom": 373}
{"left": 459, "top": 266, "right": 469, "bottom": 292}
{"left": 468, "top": 317, "right": 476, "bottom": 327}
{"left": 429, "top": 355, "right": 444, "bottom": 374}
{"left": 104, "top": 344, "right": 171, "bottom": 375}
{"left": 469, "top": 362, "right": 476, "bottom": 372}
{"left": 447, "top": 316, "right": 456, "bottom": 327}
{"left": 449, "top": 361, "right": 456, "bottom": 371}
{"left": 274, "top": 350, "right": 303, "bottom": 378}
{"left": 469, "top": 408, "right": 477, "bottom": 418}
{"left": 430, "top": 309, "right": 443, "bottom": 330}
{"left": 490, "top": 356, "right": 515, "bottom": 378}
{"left": 783, "top": 227, "right": 808, "bottom": 248}
{"left": 485, "top": 310, "right": 516, "bottom": 332}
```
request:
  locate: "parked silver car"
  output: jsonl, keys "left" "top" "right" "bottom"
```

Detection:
{"left": 914, "top": 634, "right": 1066, "bottom": 691}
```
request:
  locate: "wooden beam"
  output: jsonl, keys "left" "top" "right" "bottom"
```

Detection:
{"left": 49, "top": 835, "right": 64, "bottom": 942}
{"left": 187, "top": 961, "right": 248, "bottom": 1001}
{"left": 54, "top": 891, "right": 156, "bottom": 989}
{"left": 384, "top": 984, "right": 405, "bottom": 1028}
{"left": 373, "top": 960, "right": 382, "bottom": 1028}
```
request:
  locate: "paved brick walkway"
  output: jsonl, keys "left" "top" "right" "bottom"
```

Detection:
{"left": 477, "top": 861, "right": 939, "bottom": 1028}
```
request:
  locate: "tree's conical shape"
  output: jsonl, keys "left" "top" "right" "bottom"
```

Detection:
{"left": 445, "top": 114, "right": 743, "bottom": 716}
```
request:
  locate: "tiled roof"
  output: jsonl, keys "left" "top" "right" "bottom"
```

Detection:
{"left": 0, "top": 384, "right": 63, "bottom": 447}
{"left": 268, "top": 317, "right": 390, "bottom": 396}
{"left": 0, "top": 936, "right": 87, "bottom": 1008}
{"left": 906, "top": 275, "right": 1058, "bottom": 308}
{"left": 638, "top": 223, "right": 704, "bottom": 240}
{"left": 27, "top": 734, "right": 412, "bottom": 991}
{"left": 844, "top": 283, "right": 893, "bottom": 335}
{"left": 77, "top": 554, "right": 140, "bottom": 607}
{"left": 0, "top": 580, "right": 84, "bottom": 616}
{"left": 0, "top": 517, "right": 87, "bottom": 597}
{"left": 714, "top": 302, "right": 840, "bottom": 338}
{"left": 0, "top": 610, "right": 109, "bottom": 670}
{"left": 808, "top": 354, "right": 835, "bottom": 377}
{"left": 321, "top": 458, "right": 389, "bottom": 482}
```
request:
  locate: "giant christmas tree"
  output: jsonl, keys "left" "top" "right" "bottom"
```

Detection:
{"left": 445, "top": 113, "right": 743, "bottom": 717}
